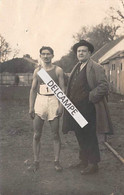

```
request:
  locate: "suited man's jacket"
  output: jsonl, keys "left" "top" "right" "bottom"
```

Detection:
{"left": 63, "top": 58, "right": 113, "bottom": 134}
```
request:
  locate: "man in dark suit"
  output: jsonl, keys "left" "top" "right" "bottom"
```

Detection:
{"left": 62, "top": 40, "right": 113, "bottom": 175}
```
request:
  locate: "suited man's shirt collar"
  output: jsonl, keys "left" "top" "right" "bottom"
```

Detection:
{"left": 79, "top": 60, "right": 89, "bottom": 71}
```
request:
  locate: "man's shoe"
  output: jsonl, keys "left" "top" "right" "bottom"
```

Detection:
{"left": 54, "top": 161, "right": 63, "bottom": 172}
{"left": 69, "top": 161, "right": 88, "bottom": 169}
{"left": 27, "top": 161, "right": 39, "bottom": 172}
{"left": 80, "top": 164, "right": 98, "bottom": 175}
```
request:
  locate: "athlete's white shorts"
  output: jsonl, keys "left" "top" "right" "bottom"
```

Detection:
{"left": 34, "top": 93, "right": 59, "bottom": 121}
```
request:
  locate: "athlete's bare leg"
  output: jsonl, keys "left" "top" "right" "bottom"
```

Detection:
{"left": 33, "top": 114, "right": 44, "bottom": 162}
{"left": 49, "top": 117, "right": 62, "bottom": 171}
{"left": 49, "top": 117, "right": 61, "bottom": 161}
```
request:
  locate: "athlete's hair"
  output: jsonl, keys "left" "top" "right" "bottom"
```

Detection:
{"left": 39, "top": 46, "right": 54, "bottom": 55}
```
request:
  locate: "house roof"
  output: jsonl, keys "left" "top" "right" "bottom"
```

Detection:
{"left": 91, "top": 36, "right": 124, "bottom": 63}
{"left": 101, "top": 50, "right": 124, "bottom": 64}
{"left": 0, "top": 58, "right": 35, "bottom": 73}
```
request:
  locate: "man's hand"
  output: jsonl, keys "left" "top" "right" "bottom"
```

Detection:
{"left": 56, "top": 105, "right": 63, "bottom": 117}
{"left": 29, "top": 108, "right": 35, "bottom": 119}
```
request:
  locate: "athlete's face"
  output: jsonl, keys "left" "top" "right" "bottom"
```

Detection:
{"left": 40, "top": 49, "right": 54, "bottom": 64}
{"left": 77, "top": 46, "right": 91, "bottom": 62}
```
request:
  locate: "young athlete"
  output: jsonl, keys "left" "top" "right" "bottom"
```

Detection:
{"left": 28, "top": 46, "right": 65, "bottom": 172}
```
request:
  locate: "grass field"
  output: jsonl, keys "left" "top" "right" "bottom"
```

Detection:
{"left": 0, "top": 86, "right": 124, "bottom": 195}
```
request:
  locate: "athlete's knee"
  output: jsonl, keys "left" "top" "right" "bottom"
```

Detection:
{"left": 33, "top": 132, "right": 41, "bottom": 141}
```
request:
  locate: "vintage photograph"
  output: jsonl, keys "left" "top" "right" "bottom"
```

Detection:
{"left": 0, "top": 0, "right": 124, "bottom": 195}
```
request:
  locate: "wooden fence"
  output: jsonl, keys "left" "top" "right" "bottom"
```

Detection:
{"left": 0, "top": 72, "right": 33, "bottom": 86}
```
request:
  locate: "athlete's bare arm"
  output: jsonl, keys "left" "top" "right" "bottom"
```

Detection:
{"left": 29, "top": 68, "right": 39, "bottom": 119}
{"left": 56, "top": 67, "right": 65, "bottom": 92}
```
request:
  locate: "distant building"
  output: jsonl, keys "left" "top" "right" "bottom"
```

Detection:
{"left": 0, "top": 57, "right": 36, "bottom": 86}
{"left": 92, "top": 36, "right": 124, "bottom": 95}
{"left": 102, "top": 51, "right": 124, "bottom": 94}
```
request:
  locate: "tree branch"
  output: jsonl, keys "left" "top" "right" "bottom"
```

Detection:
{"left": 117, "top": 10, "right": 124, "bottom": 19}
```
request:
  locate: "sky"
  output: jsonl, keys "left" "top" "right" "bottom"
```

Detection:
{"left": 0, "top": 0, "right": 121, "bottom": 61}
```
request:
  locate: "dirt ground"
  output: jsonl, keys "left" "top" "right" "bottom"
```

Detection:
{"left": 0, "top": 86, "right": 124, "bottom": 195}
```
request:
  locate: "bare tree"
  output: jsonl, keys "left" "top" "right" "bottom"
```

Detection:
{"left": 73, "top": 23, "right": 120, "bottom": 52}
{"left": 0, "top": 34, "right": 11, "bottom": 62}
{"left": 13, "top": 45, "right": 20, "bottom": 59}
{"left": 110, "top": 0, "right": 124, "bottom": 24}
